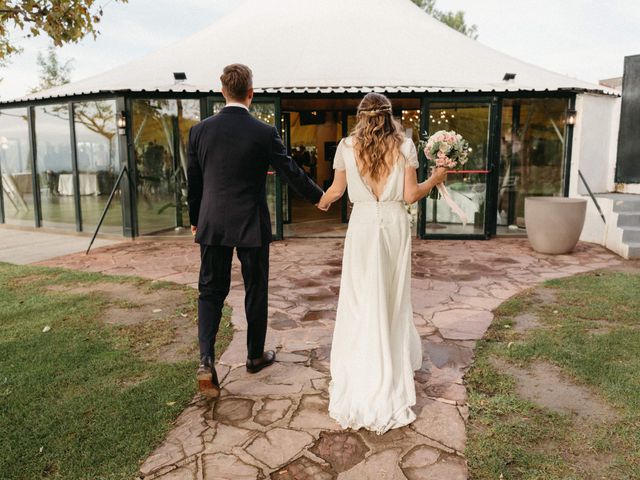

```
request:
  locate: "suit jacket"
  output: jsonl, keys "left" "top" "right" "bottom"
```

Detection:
{"left": 187, "top": 106, "right": 324, "bottom": 247}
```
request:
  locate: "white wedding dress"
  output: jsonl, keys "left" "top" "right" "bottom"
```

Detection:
{"left": 328, "top": 136, "right": 423, "bottom": 434}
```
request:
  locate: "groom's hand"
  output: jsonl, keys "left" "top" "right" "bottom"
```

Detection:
{"left": 191, "top": 225, "right": 197, "bottom": 236}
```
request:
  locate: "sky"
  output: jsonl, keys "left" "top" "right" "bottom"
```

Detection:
{"left": 1, "top": 0, "right": 639, "bottom": 100}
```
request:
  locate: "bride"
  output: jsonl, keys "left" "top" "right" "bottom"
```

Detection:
{"left": 317, "top": 93, "right": 447, "bottom": 434}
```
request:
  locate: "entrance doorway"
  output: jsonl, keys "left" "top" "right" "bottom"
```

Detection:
{"left": 282, "top": 110, "right": 347, "bottom": 237}
{"left": 280, "top": 97, "right": 422, "bottom": 238}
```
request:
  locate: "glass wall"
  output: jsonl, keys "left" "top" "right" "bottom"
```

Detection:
{"left": 0, "top": 108, "right": 34, "bottom": 226}
{"left": 425, "top": 102, "right": 491, "bottom": 236}
{"left": 132, "top": 99, "right": 202, "bottom": 235}
{"left": 132, "top": 99, "right": 179, "bottom": 235}
{"left": 73, "top": 101, "right": 122, "bottom": 234}
{"left": 498, "top": 98, "right": 569, "bottom": 234}
{"left": 34, "top": 104, "right": 76, "bottom": 229}
{"left": 178, "top": 99, "right": 201, "bottom": 227}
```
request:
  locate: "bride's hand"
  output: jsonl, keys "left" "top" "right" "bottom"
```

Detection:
{"left": 430, "top": 167, "right": 448, "bottom": 185}
{"left": 317, "top": 193, "right": 332, "bottom": 211}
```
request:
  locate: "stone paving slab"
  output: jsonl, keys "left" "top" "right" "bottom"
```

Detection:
{"left": 0, "top": 227, "right": 120, "bottom": 264}
{"left": 38, "top": 238, "right": 623, "bottom": 479}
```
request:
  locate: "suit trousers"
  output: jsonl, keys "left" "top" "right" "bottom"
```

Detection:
{"left": 197, "top": 243, "right": 269, "bottom": 361}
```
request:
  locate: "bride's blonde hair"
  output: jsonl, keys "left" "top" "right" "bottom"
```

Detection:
{"left": 352, "top": 93, "right": 404, "bottom": 182}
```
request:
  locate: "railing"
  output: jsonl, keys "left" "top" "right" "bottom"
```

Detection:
{"left": 86, "top": 165, "right": 130, "bottom": 255}
{"left": 578, "top": 169, "right": 606, "bottom": 224}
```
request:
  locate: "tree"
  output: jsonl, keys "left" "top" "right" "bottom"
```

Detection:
{"left": 0, "top": 0, "right": 128, "bottom": 68}
{"left": 30, "top": 45, "right": 73, "bottom": 92}
{"left": 411, "top": 0, "right": 479, "bottom": 39}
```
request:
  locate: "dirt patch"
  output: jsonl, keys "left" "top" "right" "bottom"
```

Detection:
{"left": 491, "top": 357, "right": 619, "bottom": 423}
{"left": 48, "top": 282, "right": 197, "bottom": 363}
{"left": 512, "top": 312, "right": 542, "bottom": 334}
{"left": 8, "top": 273, "right": 55, "bottom": 287}
{"left": 533, "top": 288, "right": 558, "bottom": 305}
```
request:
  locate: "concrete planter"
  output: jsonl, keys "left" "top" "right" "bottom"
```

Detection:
{"left": 525, "top": 197, "right": 587, "bottom": 254}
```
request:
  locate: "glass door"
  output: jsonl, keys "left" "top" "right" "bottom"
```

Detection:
{"left": 419, "top": 99, "right": 498, "bottom": 239}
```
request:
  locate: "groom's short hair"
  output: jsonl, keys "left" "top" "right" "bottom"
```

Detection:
{"left": 220, "top": 64, "right": 253, "bottom": 100}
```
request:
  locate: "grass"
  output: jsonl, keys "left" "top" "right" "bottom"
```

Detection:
{"left": 466, "top": 270, "right": 640, "bottom": 480}
{"left": 0, "top": 263, "right": 233, "bottom": 480}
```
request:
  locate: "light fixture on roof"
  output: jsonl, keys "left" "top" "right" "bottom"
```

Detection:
{"left": 566, "top": 108, "right": 577, "bottom": 126}
{"left": 173, "top": 72, "right": 187, "bottom": 83}
{"left": 503, "top": 72, "right": 516, "bottom": 82}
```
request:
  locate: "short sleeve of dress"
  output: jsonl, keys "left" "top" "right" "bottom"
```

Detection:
{"left": 333, "top": 139, "right": 346, "bottom": 171}
{"left": 403, "top": 139, "right": 420, "bottom": 169}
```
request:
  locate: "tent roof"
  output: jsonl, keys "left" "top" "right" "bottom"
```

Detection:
{"left": 4, "top": 0, "right": 614, "bottom": 104}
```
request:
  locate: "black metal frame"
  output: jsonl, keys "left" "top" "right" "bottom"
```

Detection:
{"left": 27, "top": 106, "right": 42, "bottom": 227}
{"left": 68, "top": 102, "right": 83, "bottom": 232}
{"left": 0, "top": 89, "right": 578, "bottom": 241}
{"left": 117, "top": 96, "right": 136, "bottom": 237}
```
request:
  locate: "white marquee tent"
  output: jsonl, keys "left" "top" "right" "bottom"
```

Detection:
{"left": 9, "top": 0, "right": 611, "bottom": 104}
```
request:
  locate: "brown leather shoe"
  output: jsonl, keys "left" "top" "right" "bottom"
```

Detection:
{"left": 197, "top": 356, "right": 220, "bottom": 398}
{"left": 246, "top": 350, "right": 276, "bottom": 374}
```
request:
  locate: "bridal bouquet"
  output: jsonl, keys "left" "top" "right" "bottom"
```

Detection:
{"left": 423, "top": 130, "right": 470, "bottom": 169}
{"left": 422, "top": 130, "right": 471, "bottom": 226}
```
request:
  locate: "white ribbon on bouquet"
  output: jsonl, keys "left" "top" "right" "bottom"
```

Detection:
{"left": 436, "top": 182, "right": 468, "bottom": 227}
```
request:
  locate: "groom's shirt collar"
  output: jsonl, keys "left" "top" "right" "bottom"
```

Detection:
{"left": 225, "top": 102, "right": 250, "bottom": 111}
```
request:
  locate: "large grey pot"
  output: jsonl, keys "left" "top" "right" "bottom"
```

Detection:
{"left": 525, "top": 197, "right": 587, "bottom": 254}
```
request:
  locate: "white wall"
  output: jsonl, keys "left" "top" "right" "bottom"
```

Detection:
{"left": 569, "top": 93, "right": 620, "bottom": 197}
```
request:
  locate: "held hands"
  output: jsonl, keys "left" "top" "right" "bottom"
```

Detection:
{"left": 317, "top": 193, "right": 332, "bottom": 212}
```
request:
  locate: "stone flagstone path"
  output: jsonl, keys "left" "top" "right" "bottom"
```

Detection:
{"left": 40, "top": 238, "right": 622, "bottom": 479}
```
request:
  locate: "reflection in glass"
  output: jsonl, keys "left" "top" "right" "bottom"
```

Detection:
{"left": 35, "top": 104, "right": 76, "bottom": 229}
{"left": 498, "top": 98, "right": 568, "bottom": 234}
{"left": 132, "top": 99, "right": 178, "bottom": 234}
{"left": 426, "top": 103, "right": 490, "bottom": 235}
{"left": 74, "top": 101, "right": 122, "bottom": 234}
{"left": 0, "top": 108, "right": 34, "bottom": 226}
{"left": 178, "top": 99, "right": 201, "bottom": 228}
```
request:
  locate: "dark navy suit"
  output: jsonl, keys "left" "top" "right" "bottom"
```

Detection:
{"left": 187, "top": 105, "right": 323, "bottom": 360}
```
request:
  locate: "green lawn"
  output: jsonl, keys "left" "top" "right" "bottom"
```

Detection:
{"left": 466, "top": 270, "right": 640, "bottom": 480}
{"left": 0, "top": 263, "right": 232, "bottom": 479}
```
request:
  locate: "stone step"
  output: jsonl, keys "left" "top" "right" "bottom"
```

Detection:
{"left": 627, "top": 242, "right": 640, "bottom": 259}
{"left": 617, "top": 213, "right": 640, "bottom": 227}
{"left": 622, "top": 226, "right": 640, "bottom": 243}
{"left": 612, "top": 199, "right": 640, "bottom": 213}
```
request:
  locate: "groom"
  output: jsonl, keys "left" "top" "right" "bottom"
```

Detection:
{"left": 187, "top": 64, "right": 324, "bottom": 396}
